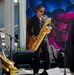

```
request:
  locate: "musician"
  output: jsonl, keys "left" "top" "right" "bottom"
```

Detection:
{"left": 65, "top": 22, "right": 74, "bottom": 74}
{"left": 27, "top": 4, "right": 50, "bottom": 75}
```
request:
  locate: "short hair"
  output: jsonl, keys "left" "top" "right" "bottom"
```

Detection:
{"left": 36, "top": 4, "right": 45, "bottom": 10}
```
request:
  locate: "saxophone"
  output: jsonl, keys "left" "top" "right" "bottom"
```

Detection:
{"left": 0, "top": 51, "right": 17, "bottom": 75}
{"left": 28, "top": 18, "right": 52, "bottom": 51}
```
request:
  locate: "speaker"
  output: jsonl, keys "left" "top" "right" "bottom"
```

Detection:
{"left": 13, "top": 50, "right": 34, "bottom": 67}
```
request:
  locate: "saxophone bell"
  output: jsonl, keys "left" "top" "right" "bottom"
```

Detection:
{"left": 0, "top": 53, "right": 17, "bottom": 75}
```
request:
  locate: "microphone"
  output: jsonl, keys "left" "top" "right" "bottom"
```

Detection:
{"left": 50, "top": 23, "right": 68, "bottom": 35}
{"left": 51, "top": 23, "right": 58, "bottom": 30}
{"left": 60, "top": 30, "right": 68, "bottom": 34}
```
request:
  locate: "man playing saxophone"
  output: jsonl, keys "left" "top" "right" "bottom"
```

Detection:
{"left": 27, "top": 4, "right": 50, "bottom": 75}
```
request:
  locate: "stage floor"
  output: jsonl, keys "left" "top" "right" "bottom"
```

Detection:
{"left": 15, "top": 68, "right": 71, "bottom": 75}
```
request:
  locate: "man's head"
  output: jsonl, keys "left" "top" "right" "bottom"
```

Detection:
{"left": 36, "top": 4, "right": 45, "bottom": 16}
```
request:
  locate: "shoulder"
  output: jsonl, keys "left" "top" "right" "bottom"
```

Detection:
{"left": 31, "top": 15, "right": 37, "bottom": 20}
{"left": 28, "top": 15, "right": 37, "bottom": 24}
{"left": 29, "top": 15, "right": 38, "bottom": 24}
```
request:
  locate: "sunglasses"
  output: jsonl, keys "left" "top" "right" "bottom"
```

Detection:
{"left": 39, "top": 10, "right": 44, "bottom": 13}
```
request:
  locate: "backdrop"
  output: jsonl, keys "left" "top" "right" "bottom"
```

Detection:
{"left": 26, "top": 0, "right": 74, "bottom": 49}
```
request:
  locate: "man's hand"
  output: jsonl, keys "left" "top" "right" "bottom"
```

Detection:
{"left": 32, "top": 35, "right": 37, "bottom": 41}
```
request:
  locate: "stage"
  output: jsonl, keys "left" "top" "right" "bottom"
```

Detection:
{"left": 15, "top": 68, "right": 71, "bottom": 75}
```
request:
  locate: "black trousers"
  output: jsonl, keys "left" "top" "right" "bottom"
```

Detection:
{"left": 33, "top": 38, "right": 50, "bottom": 73}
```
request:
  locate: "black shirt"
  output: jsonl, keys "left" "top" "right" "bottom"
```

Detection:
{"left": 27, "top": 15, "right": 47, "bottom": 37}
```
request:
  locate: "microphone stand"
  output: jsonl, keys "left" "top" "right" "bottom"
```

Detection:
{"left": 57, "top": 31, "right": 67, "bottom": 75}
{"left": 51, "top": 24, "right": 67, "bottom": 75}
{"left": 61, "top": 31, "right": 67, "bottom": 75}
{"left": 0, "top": 30, "right": 21, "bottom": 60}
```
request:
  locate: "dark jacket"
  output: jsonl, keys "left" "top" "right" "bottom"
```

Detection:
{"left": 65, "top": 22, "right": 74, "bottom": 72}
{"left": 27, "top": 15, "right": 47, "bottom": 37}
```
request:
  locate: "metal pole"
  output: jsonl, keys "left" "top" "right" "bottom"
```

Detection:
{"left": 17, "top": 0, "right": 20, "bottom": 48}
